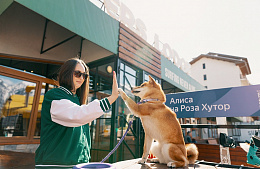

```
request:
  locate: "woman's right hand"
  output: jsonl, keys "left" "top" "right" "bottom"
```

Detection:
{"left": 107, "top": 71, "right": 118, "bottom": 104}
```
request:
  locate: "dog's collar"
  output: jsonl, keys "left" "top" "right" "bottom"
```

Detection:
{"left": 137, "top": 99, "right": 159, "bottom": 105}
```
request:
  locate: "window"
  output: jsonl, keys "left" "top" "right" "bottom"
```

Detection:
{"left": 202, "top": 63, "right": 206, "bottom": 69}
{"left": 232, "top": 126, "right": 241, "bottom": 136}
{"left": 207, "top": 117, "right": 218, "bottom": 138}
{"left": 0, "top": 65, "right": 56, "bottom": 144}
{"left": 144, "top": 72, "right": 160, "bottom": 84}
{"left": 203, "top": 74, "right": 207, "bottom": 81}
{"left": 117, "top": 60, "right": 142, "bottom": 160}
{"left": 120, "top": 64, "right": 137, "bottom": 92}
{"left": 0, "top": 75, "right": 36, "bottom": 138}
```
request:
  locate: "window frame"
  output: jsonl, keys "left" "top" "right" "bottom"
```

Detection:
{"left": 0, "top": 65, "right": 56, "bottom": 145}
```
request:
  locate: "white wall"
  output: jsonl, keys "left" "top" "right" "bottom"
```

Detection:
{"left": 190, "top": 57, "right": 242, "bottom": 89}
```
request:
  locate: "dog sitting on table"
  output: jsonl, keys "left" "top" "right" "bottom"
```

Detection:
{"left": 118, "top": 76, "right": 198, "bottom": 168}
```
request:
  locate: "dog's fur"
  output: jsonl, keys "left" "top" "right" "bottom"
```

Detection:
{"left": 118, "top": 76, "right": 199, "bottom": 168}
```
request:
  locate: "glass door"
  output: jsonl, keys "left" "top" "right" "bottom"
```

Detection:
{"left": 88, "top": 57, "right": 116, "bottom": 162}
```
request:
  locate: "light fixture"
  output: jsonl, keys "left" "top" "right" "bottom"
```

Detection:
{"left": 7, "top": 97, "right": 12, "bottom": 116}
{"left": 106, "top": 65, "right": 113, "bottom": 74}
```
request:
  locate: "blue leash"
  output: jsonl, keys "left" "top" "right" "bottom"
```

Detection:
{"left": 100, "top": 120, "right": 133, "bottom": 163}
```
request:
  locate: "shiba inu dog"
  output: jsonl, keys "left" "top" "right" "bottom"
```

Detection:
{"left": 118, "top": 76, "right": 199, "bottom": 168}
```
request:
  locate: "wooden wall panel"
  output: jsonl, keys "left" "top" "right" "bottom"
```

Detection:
{"left": 196, "top": 144, "right": 260, "bottom": 168}
{"left": 120, "top": 24, "right": 161, "bottom": 57}
{"left": 119, "top": 52, "right": 161, "bottom": 78}
{"left": 119, "top": 28, "right": 161, "bottom": 61}
{"left": 0, "top": 150, "right": 35, "bottom": 168}
{"left": 197, "top": 144, "right": 220, "bottom": 163}
{"left": 119, "top": 47, "right": 160, "bottom": 73}
{"left": 119, "top": 35, "right": 160, "bottom": 64}
{"left": 119, "top": 40, "right": 160, "bottom": 68}
{"left": 119, "top": 23, "right": 161, "bottom": 78}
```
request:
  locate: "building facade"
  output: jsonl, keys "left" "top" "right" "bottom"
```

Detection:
{"left": 190, "top": 52, "right": 251, "bottom": 89}
{"left": 0, "top": 0, "right": 204, "bottom": 167}
{"left": 189, "top": 52, "right": 253, "bottom": 141}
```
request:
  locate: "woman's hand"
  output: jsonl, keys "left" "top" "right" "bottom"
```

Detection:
{"left": 107, "top": 71, "right": 119, "bottom": 105}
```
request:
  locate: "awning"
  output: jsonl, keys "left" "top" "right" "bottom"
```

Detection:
{"left": 161, "top": 56, "right": 206, "bottom": 92}
{"left": 0, "top": 0, "right": 13, "bottom": 15}
{"left": 2, "top": 0, "right": 119, "bottom": 54}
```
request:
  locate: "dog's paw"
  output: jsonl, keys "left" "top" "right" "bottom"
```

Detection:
{"left": 118, "top": 88, "right": 124, "bottom": 93}
{"left": 118, "top": 88, "right": 128, "bottom": 100}
{"left": 167, "top": 162, "right": 176, "bottom": 168}
{"left": 138, "top": 158, "right": 146, "bottom": 164}
{"left": 149, "top": 158, "right": 160, "bottom": 163}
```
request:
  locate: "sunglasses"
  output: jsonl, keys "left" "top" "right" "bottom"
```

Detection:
{"left": 73, "top": 71, "right": 88, "bottom": 79}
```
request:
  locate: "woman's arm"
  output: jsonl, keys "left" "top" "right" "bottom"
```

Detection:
{"left": 50, "top": 98, "right": 110, "bottom": 127}
{"left": 50, "top": 71, "right": 119, "bottom": 127}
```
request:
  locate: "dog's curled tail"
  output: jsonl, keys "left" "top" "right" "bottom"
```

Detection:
{"left": 186, "top": 143, "right": 199, "bottom": 164}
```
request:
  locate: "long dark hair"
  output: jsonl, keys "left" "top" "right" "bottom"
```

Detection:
{"left": 58, "top": 58, "right": 89, "bottom": 105}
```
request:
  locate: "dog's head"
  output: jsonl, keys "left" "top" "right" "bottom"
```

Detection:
{"left": 131, "top": 76, "right": 166, "bottom": 102}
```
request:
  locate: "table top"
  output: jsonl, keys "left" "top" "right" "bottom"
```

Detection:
{"left": 113, "top": 158, "right": 237, "bottom": 169}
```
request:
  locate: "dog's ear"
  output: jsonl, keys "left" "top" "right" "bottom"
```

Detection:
{"left": 149, "top": 75, "right": 156, "bottom": 86}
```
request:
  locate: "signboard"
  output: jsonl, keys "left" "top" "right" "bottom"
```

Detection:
{"left": 165, "top": 84, "right": 260, "bottom": 118}
{"left": 161, "top": 56, "right": 205, "bottom": 92}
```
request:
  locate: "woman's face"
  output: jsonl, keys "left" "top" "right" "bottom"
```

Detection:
{"left": 73, "top": 63, "right": 86, "bottom": 91}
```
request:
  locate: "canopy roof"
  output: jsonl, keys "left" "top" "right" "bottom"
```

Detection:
{"left": 1, "top": 0, "right": 119, "bottom": 54}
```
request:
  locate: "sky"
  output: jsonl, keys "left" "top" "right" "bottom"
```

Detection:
{"left": 0, "top": 75, "right": 21, "bottom": 86}
{"left": 119, "top": 0, "right": 260, "bottom": 85}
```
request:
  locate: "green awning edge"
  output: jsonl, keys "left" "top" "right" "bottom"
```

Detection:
{"left": 161, "top": 55, "right": 206, "bottom": 92}
{"left": 14, "top": 0, "right": 119, "bottom": 54}
{"left": 0, "top": 0, "right": 14, "bottom": 15}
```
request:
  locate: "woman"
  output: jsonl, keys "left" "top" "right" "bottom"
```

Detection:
{"left": 35, "top": 58, "right": 118, "bottom": 167}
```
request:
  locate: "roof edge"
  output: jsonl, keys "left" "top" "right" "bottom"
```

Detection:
{"left": 0, "top": 0, "right": 13, "bottom": 15}
{"left": 190, "top": 52, "right": 251, "bottom": 75}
